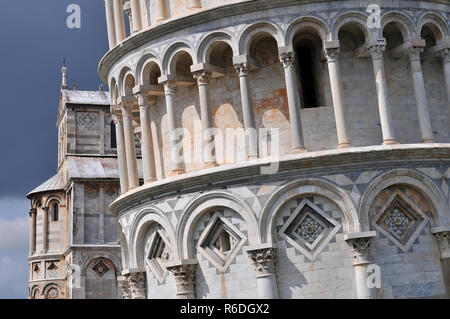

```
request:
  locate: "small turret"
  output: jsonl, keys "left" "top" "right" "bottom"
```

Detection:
{"left": 61, "top": 58, "right": 68, "bottom": 90}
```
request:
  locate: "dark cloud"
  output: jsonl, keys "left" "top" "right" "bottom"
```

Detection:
{"left": 0, "top": 0, "right": 108, "bottom": 197}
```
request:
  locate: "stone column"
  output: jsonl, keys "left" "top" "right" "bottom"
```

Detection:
{"left": 113, "top": 0, "right": 126, "bottom": 43}
{"left": 436, "top": 48, "right": 450, "bottom": 110}
{"left": 234, "top": 62, "right": 258, "bottom": 159}
{"left": 121, "top": 100, "right": 140, "bottom": 189}
{"left": 368, "top": 41, "right": 397, "bottom": 145}
{"left": 156, "top": 0, "right": 168, "bottom": 22}
{"left": 193, "top": 70, "right": 217, "bottom": 167}
{"left": 432, "top": 227, "right": 450, "bottom": 298}
{"left": 344, "top": 231, "right": 377, "bottom": 299}
{"left": 408, "top": 45, "right": 434, "bottom": 143}
{"left": 188, "top": 0, "right": 201, "bottom": 10}
{"left": 247, "top": 244, "right": 279, "bottom": 299}
{"left": 324, "top": 42, "right": 352, "bottom": 148}
{"left": 29, "top": 208, "right": 37, "bottom": 255}
{"left": 279, "top": 50, "right": 306, "bottom": 153}
{"left": 104, "top": 0, "right": 117, "bottom": 49}
{"left": 130, "top": 0, "right": 142, "bottom": 33}
{"left": 162, "top": 80, "right": 185, "bottom": 174}
{"left": 112, "top": 110, "right": 129, "bottom": 194}
{"left": 167, "top": 260, "right": 197, "bottom": 299}
{"left": 135, "top": 92, "right": 157, "bottom": 183}
{"left": 42, "top": 207, "right": 49, "bottom": 253}
{"left": 128, "top": 272, "right": 147, "bottom": 299}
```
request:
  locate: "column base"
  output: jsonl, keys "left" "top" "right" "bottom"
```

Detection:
{"left": 292, "top": 147, "right": 307, "bottom": 154}
{"left": 382, "top": 139, "right": 399, "bottom": 145}
{"left": 156, "top": 18, "right": 167, "bottom": 23}
{"left": 338, "top": 142, "right": 352, "bottom": 149}
{"left": 248, "top": 155, "right": 259, "bottom": 160}
{"left": 422, "top": 138, "right": 435, "bottom": 143}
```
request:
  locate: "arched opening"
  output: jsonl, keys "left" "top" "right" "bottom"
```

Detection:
{"left": 293, "top": 31, "right": 327, "bottom": 108}
{"left": 85, "top": 258, "right": 118, "bottom": 299}
{"left": 207, "top": 41, "right": 234, "bottom": 73}
{"left": 110, "top": 121, "right": 117, "bottom": 149}
{"left": 383, "top": 22, "right": 405, "bottom": 51}
{"left": 51, "top": 203, "right": 59, "bottom": 222}
{"left": 123, "top": 73, "right": 135, "bottom": 96}
{"left": 142, "top": 62, "right": 162, "bottom": 86}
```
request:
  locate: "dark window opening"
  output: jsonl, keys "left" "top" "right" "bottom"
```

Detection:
{"left": 295, "top": 45, "right": 318, "bottom": 108}
{"left": 111, "top": 121, "right": 117, "bottom": 149}
{"left": 52, "top": 204, "right": 59, "bottom": 222}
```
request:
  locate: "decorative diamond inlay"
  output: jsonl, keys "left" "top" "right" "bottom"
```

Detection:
{"left": 146, "top": 228, "right": 173, "bottom": 284}
{"left": 92, "top": 259, "right": 111, "bottom": 278}
{"left": 46, "top": 261, "right": 60, "bottom": 278}
{"left": 197, "top": 211, "right": 247, "bottom": 272}
{"left": 279, "top": 199, "right": 341, "bottom": 261}
{"left": 79, "top": 113, "right": 97, "bottom": 128}
{"left": 384, "top": 208, "right": 412, "bottom": 237}
{"left": 296, "top": 216, "right": 325, "bottom": 244}
{"left": 372, "top": 190, "right": 429, "bottom": 252}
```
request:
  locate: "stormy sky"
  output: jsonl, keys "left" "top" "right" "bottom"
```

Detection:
{"left": 0, "top": 0, "right": 108, "bottom": 298}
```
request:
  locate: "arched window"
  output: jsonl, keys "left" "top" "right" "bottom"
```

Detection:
{"left": 52, "top": 203, "right": 59, "bottom": 222}
{"left": 111, "top": 121, "right": 117, "bottom": 149}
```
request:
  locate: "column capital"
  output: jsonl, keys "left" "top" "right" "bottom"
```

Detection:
{"left": 166, "top": 260, "right": 197, "bottom": 298}
{"left": 407, "top": 45, "right": 424, "bottom": 62}
{"left": 367, "top": 39, "right": 387, "bottom": 60}
{"left": 232, "top": 55, "right": 259, "bottom": 76}
{"left": 325, "top": 47, "right": 340, "bottom": 63}
{"left": 246, "top": 244, "right": 277, "bottom": 278}
{"left": 161, "top": 80, "right": 177, "bottom": 95}
{"left": 29, "top": 208, "right": 37, "bottom": 217}
{"left": 432, "top": 226, "right": 450, "bottom": 259}
{"left": 119, "top": 96, "right": 138, "bottom": 114}
{"left": 279, "top": 51, "right": 296, "bottom": 68}
{"left": 127, "top": 272, "right": 147, "bottom": 299}
{"left": 436, "top": 48, "right": 450, "bottom": 64}
{"left": 117, "top": 275, "right": 132, "bottom": 299}
{"left": 193, "top": 70, "right": 212, "bottom": 86}
{"left": 344, "top": 231, "right": 377, "bottom": 265}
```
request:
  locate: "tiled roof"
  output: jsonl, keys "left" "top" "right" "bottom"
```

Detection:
{"left": 27, "top": 173, "right": 64, "bottom": 197}
{"left": 65, "top": 156, "right": 142, "bottom": 180}
{"left": 61, "top": 89, "right": 110, "bottom": 106}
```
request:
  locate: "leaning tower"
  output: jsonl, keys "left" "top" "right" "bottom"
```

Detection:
{"left": 100, "top": 0, "right": 450, "bottom": 299}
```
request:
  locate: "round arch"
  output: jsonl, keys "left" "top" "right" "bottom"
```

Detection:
{"left": 196, "top": 31, "right": 237, "bottom": 64}
{"left": 135, "top": 53, "right": 162, "bottom": 86}
{"left": 44, "top": 195, "right": 62, "bottom": 208}
{"left": 30, "top": 285, "right": 41, "bottom": 299}
{"left": 118, "top": 66, "right": 134, "bottom": 97}
{"left": 177, "top": 190, "right": 260, "bottom": 259}
{"left": 42, "top": 283, "right": 62, "bottom": 299}
{"left": 129, "top": 207, "right": 177, "bottom": 270}
{"left": 238, "top": 21, "right": 285, "bottom": 56}
{"left": 260, "top": 178, "right": 360, "bottom": 244}
{"left": 381, "top": 11, "right": 416, "bottom": 42}
{"left": 359, "top": 169, "right": 449, "bottom": 230}
{"left": 417, "top": 12, "right": 448, "bottom": 42}
{"left": 331, "top": 11, "right": 370, "bottom": 42}
{"left": 285, "top": 16, "right": 331, "bottom": 46}
{"left": 80, "top": 254, "right": 121, "bottom": 276}
{"left": 161, "top": 41, "right": 196, "bottom": 75}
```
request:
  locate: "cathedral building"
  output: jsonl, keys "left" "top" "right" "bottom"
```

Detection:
{"left": 29, "top": 0, "right": 450, "bottom": 299}
{"left": 25, "top": 67, "right": 134, "bottom": 298}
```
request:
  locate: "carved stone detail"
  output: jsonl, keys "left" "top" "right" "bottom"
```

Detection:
{"left": 279, "top": 52, "right": 296, "bottom": 68}
{"left": 163, "top": 81, "right": 177, "bottom": 95}
{"left": 437, "top": 48, "right": 450, "bottom": 64}
{"left": 325, "top": 47, "right": 340, "bottom": 63}
{"left": 128, "top": 272, "right": 147, "bottom": 299}
{"left": 234, "top": 63, "right": 249, "bottom": 76}
{"left": 247, "top": 247, "right": 276, "bottom": 277}
{"left": 345, "top": 236, "right": 375, "bottom": 265}
{"left": 368, "top": 44, "right": 386, "bottom": 60}
{"left": 193, "top": 70, "right": 211, "bottom": 86}
{"left": 167, "top": 263, "right": 197, "bottom": 298}
{"left": 408, "top": 46, "right": 424, "bottom": 62}
{"left": 433, "top": 230, "right": 450, "bottom": 259}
